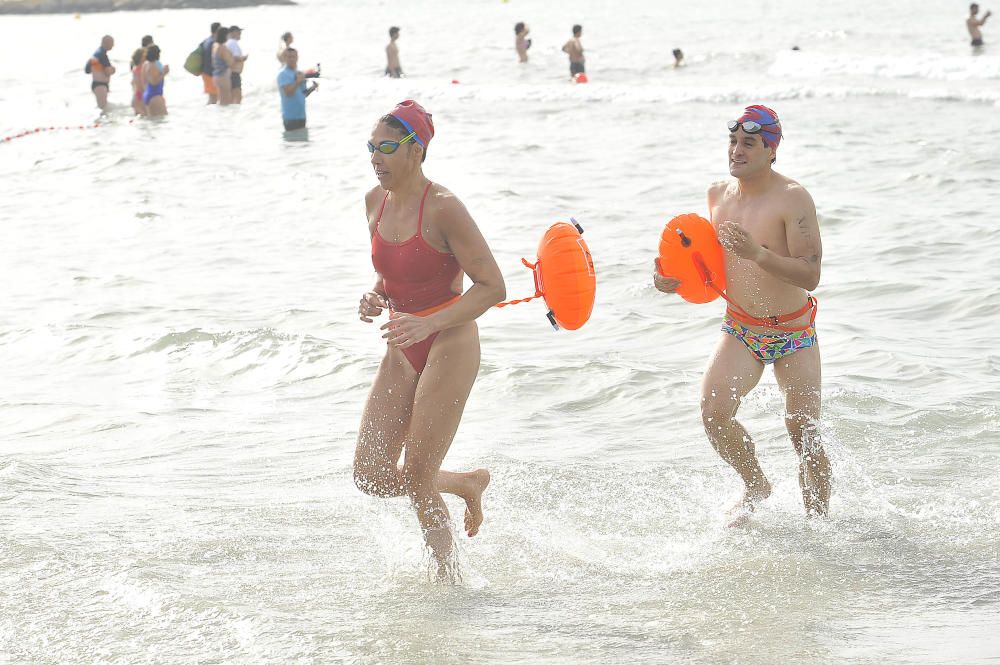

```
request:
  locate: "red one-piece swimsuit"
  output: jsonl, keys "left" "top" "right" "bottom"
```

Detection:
{"left": 370, "top": 182, "right": 462, "bottom": 373}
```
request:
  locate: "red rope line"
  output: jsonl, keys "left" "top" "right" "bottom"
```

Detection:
{"left": 2, "top": 119, "right": 134, "bottom": 144}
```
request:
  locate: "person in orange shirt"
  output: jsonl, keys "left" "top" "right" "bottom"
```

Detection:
{"left": 86, "top": 35, "right": 116, "bottom": 111}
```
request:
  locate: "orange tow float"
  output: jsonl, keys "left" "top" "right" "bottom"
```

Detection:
{"left": 495, "top": 219, "right": 596, "bottom": 330}
{"left": 655, "top": 213, "right": 727, "bottom": 304}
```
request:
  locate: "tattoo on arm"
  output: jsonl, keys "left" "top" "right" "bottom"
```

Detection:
{"left": 796, "top": 215, "right": 813, "bottom": 242}
{"left": 794, "top": 215, "right": 819, "bottom": 265}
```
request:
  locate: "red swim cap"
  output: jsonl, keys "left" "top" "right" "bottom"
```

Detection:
{"left": 389, "top": 100, "right": 434, "bottom": 147}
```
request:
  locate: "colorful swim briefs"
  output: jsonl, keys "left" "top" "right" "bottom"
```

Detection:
{"left": 722, "top": 316, "right": 817, "bottom": 365}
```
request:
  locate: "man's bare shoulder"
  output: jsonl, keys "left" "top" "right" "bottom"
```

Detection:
{"left": 707, "top": 179, "right": 732, "bottom": 202}
{"left": 776, "top": 175, "right": 815, "bottom": 206}
{"left": 771, "top": 175, "right": 817, "bottom": 222}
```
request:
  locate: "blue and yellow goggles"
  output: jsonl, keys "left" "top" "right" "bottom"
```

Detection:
{"left": 367, "top": 131, "right": 416, "bottom": 155}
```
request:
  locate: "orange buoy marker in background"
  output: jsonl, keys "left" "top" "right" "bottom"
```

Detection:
{"left": 495, "top": 219, "right": 596, "bottom": 330}
{"left": 655, "top": 213, "right": 726, "bottom": 304}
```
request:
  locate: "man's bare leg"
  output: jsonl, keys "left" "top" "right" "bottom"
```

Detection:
{"left": 94, "top": 86, "right": 108, "bottom": 111}
{"left": 701, "top": 334, "right": 771, "bottom": 524}
{"left": 774, "top": 344, "right": 830, "bottom": 516}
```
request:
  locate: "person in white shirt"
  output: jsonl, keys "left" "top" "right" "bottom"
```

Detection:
{"left": 226, "top": 25, "right": 249, "bottom": 104}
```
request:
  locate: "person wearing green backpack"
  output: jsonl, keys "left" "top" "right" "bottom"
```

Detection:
{"left": 182, "top": 22, "right": 221, "bottom": 105}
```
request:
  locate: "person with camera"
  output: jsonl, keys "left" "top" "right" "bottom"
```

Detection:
{"left": 276, "top": 47, "right": 318, "bottom": 131}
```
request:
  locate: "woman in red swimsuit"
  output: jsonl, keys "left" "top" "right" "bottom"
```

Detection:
{"left": 354, "top": 100, "right": 506, "bottom": 578}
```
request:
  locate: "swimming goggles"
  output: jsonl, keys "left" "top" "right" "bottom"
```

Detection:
{"left": 367, "top": 131, "right": 416, "bottom": 155}
{"left": 728, "top": 119, "right": 777, "bottom": 134}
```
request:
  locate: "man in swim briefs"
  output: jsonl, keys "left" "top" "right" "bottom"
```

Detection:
{"left": 653, "top": 105, "right": 832, "bottom": 526}
{"left": 968, "top": 3, "right": 992, "bottom": 46}
{"left": 385, "top": 26, "right": 403, "bottom": 78}
{"left": 562, "top": 25, "right": 585, "bottom": 78}
{"left": 87, "top": 35, "right": 116, "bottom": 111}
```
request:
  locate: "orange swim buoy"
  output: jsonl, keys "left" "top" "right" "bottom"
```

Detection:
{"left": 496, "top": 219, "right": 596, "bottom": 330}
{"left": 573, "top": 72, "right": 589, "bottom": 84}
{"left": 655, "top": 213, "right": 726, "bottom": 304}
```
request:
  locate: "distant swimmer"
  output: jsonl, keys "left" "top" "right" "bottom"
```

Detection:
{"left": 673, "top": 48, "right": 684, "bottom": 68}
{"left": 142, "top": 45, "right": 168, "bottom": 117}
{"left": 968, "top": 3, "right": 992, "bottom": 46}
{"left": 277, "top": 31, "right": 293, "bottom": 65}
{"left": 562, "top": 24, "right": 585, "bottom": 78}
{"left": 86, "top": 35, "right": 116, "bottom": 111}
{"left": 653, "top": 105, "right": 831, "bottom": 526}
{"left": 386, "top": 26, "right": 403, "bottom": 77}
{"left": 354, "top": 100, "right": 505, "bottom": 580}
{"left": 515, "top": 22, "right": 531, "bottom": 63}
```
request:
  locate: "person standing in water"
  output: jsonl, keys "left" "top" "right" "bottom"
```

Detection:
{"left": 200, "top": 22, "right": 221, "bottom": 105}
{"left": 276, "top": 47, "right": 317, "bottom": 131}
{"left": 653, "top": 105, "right": 831, "bottom": 527}
{"left": 212, "top": 26, "right": 235, "bottom": 106}
{"left": 226, "top": 26, "right": 248, "bottom": 105}
{"left": 277, "top": 31, "right": 293, "bottom": 64}
{"left": 354, "top": 100, "right": 503, "bottom": 579}
{"left": 86, "top": 35, "right": 116, "bottom": 111}
{"left": 142, "top": 45, "right": 168, "bottom": 117}
{"left": 968, "top": 3, "right": 992, "bottom": 46}
{"left": 562, "top": 25, "right": 585, "bottom": 78}
{"left": 515, "top": 22, "right": 531, "bottom": 63}
{"left": 385, "top": 26, "right": 403, "bottom": 77}
{"left": 130, "top": 48, "right": 147, "bottom": 116}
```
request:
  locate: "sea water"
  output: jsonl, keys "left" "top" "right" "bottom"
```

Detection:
{"left": 1, "top": 0, "right": 998, "bottom": 663}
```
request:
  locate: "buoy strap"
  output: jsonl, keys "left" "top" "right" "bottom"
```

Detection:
{"left": 495, "top": 294, "right": 544, "bottom": 308}
{"left": 716, "top": 286, "right": 818, "bottom": 332}
{"left": 494, "top": 257, "right": 543, "bottom": 308}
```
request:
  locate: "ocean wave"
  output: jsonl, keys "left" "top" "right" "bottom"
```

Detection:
{"left": 323, "top": 77, "right": 1000, "bottom": 108}
{"left": 769, "top": 50, "right": 1000, "bottom": 82}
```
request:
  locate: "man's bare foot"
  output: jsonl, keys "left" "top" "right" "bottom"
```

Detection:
{"left": 461, "top": 469, "right": 491, "bottom": 537}
{"left": 726, "top": 477, "right": 772, "bottom": 528}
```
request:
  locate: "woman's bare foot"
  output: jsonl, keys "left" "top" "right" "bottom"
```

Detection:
{"left": 461, "top": 469, "right": 491, "bottom": 537}
{"left": 726, "top": 477, "right": 772, "bottom": 528}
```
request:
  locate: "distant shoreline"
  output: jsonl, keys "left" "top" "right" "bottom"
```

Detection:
{"left": 0, "top": 0, "right": 295, "bottom": 14}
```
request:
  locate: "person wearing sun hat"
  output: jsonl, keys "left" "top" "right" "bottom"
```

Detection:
{"left": 353, "top": 99, "right": 506, "bottom": 580}
{"left": 653, "top": 103, "right": 832, "bottom": 527}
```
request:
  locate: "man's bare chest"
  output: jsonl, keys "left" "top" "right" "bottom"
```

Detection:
{"left": 713, "top": 200, "right": 788, "bottom": 252}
